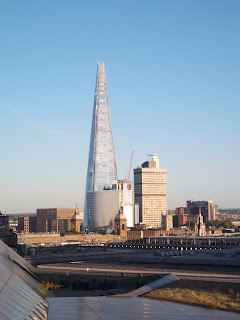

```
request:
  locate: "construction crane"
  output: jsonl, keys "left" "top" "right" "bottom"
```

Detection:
{"left": 127, "top": 150, "right": 134, "bottom": 181}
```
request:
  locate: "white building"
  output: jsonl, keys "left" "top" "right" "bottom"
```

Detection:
{"left": 112, "top": 179, "right": 134, "bottom": 227}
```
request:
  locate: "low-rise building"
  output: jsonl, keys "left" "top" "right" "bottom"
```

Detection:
{"left": 36, "top": 208, "right": 76, "bottom": 233}
{"left": 18, "top": 216, "right": 36, "bottom": 233}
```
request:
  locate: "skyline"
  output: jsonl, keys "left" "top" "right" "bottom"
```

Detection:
{"left": 1, "top": 1, "right": 240, "bottom": 213}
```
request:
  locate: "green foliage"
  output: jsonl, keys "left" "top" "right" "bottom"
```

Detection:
{"left": 40, "top": 281, "right": 59, "bottom": 292}
{"left": 206, "top": 219, "right": 233, "bottom": 228}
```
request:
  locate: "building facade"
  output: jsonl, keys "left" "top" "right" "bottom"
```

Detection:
{"left": 84, "top": 62, "right": 118, "bottom": 226}
{"left": 0, "top": 213, "right": 9, "bottom": 231}
{"left": 0, "top": 212, "right": 17, "bottom": 248}
{"left": 176, "top": 206, "right": 187, "bottom": 215}
{"left": 112, "top": 179, "right": 134, "bottom": 227}
{"left": 18, "top": 216, "right": 36, "bottom": 233}
{"left": 36, "top": 208, "right": 76, "bottom": 233}
{"left": 134, "top": 155, "right": 167, "bottom": 228}
{"left": 186, "top": 200, "right": 217, "bottom": 223}
{"left": 114, "top": 209, "right": 127, "bottom": 238}
{"left": 87, "top": 190, "right": 120, "bottom": 231}
{"left": 195, "top": 209, "right": 206, "bottom": 236}
{"left": 71, "top": 210, "right": 83, "bottom": 233}
{"left": 162, "top": 214, "right": 173, "bottom": 230}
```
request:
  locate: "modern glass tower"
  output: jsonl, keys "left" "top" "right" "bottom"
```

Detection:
{"left": 84, "top": 62, "right": 118, "bottom": 226}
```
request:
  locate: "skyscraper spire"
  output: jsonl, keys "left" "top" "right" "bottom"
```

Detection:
{"left": 83, "top": 62, "right": 118, "bottom": 226}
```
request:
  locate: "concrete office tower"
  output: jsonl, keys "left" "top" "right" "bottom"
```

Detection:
{"left": 84, "top": 62, "right": 118, "bottom": 226}
{"left": 134, "top": 155, "right": 167, "bottom": 228}
{"left": 112, "top": 179, "right": 134, "bottom": 227}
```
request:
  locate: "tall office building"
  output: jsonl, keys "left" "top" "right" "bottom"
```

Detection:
{"left": 84, "top": 62, "right": 118, "bottom": 226}
{"left": 134, "top": 155, "right": 167, "bottom": 228}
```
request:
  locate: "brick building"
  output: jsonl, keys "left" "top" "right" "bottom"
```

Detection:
{"left": 18, "top": 216, "right": 36, "bottom": 233}
{"left": 36, "top": 208, "right": 76, "bottom": 233}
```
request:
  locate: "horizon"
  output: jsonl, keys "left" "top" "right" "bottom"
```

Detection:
{"left": 5, "top": 207, "right": 240, "bottom": 216}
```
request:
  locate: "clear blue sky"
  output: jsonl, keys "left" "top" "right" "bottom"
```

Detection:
{"left": 1, "top": 1, "right": 240, "bottom": 213}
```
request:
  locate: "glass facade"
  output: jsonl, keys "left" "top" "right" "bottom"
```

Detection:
{"left": 84, "top": 62, "right": 117, "bottom": 226}
{"left": 0, "top": 240, "right": 48, "bottom": 319}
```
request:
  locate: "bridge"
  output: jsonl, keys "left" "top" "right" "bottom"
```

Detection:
{"left": 109, "top": 236, "right": 240, "bottom": 251}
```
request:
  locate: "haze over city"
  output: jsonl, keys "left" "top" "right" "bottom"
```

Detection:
{"left": 1, "top": 1, "right": 240, "bottom": 213}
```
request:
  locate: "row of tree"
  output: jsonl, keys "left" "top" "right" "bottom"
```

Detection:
{"left": 205, "top": 219, "right": 233, "bottom": 228}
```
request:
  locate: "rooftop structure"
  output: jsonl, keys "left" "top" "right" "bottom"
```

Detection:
{"left": 0, "top": 240, "right": 239, "bottom": 320}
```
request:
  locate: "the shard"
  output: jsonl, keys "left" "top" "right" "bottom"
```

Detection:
{"left": 84, "top": 62, "right": 118, "bottom": 226}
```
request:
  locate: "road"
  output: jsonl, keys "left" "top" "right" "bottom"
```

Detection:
{"left": 37, "top": 264, "right": 240, "bottom": 283}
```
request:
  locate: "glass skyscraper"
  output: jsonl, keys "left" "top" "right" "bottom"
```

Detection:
{"left": 84, "top": 62, "right": 118, "bottom": 226}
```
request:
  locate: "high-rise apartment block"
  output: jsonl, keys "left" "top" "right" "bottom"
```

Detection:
{"left": 36, "top": 208, "right": 76, "bottom": 233}
{"left": 134, "top": 155, "right": 167, "bottom": 228}
{"left": 84, "top": 62, "right": 118, "bottom": 227}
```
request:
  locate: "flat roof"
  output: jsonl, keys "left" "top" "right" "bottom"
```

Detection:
{"left": 47, "top": 296, "right": 240, "bottom": 320}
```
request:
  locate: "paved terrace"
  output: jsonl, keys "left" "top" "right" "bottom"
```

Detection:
{"left": 47, "top": 296, "right": 240, "bottom": 320}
